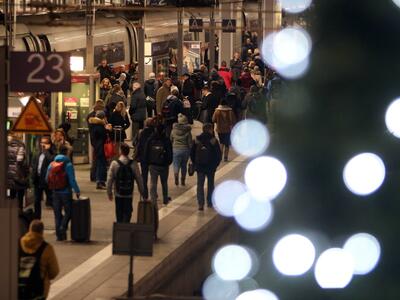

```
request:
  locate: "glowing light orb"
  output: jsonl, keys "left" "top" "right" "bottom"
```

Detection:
{"left": 203, "top": 273, "right": 240, "bottom": 300}
{"left": 385, "top": 98, "right": 400, "bottom": 138}
{"left": 272, "top": 234, "right": 316, "bottom": 276}
{"left": 233, "top": 193, "right": 274, "bottom": 231}
{"left": 314, "top": 248, "right": 354, "bottom": 289}
{"left": 343, "top": 153, "right": 385, "bottom": 196}
{"left": 343, "top": 233, "right": 381, "bottom": 275}
{"left": 213, "top": 245, "right": 252, "bottom": 281}
{"left": 279, "top": 0, "right": 312, "bottom": 13}
{"left": 231, "top": 120, "right": 270, "bottom": 157}
{"left": 212, "top": 180, "right": 247, "bottom": 217}
{"left": 236, "top": 289, "right": 279, "bottom": 300}
{"left": 392, "top": 0, "right": 400, "bottom": 9}
{"left": 244, "top": 156, "right": 287, "bottom": 201}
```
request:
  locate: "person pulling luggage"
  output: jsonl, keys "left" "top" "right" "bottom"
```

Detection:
{"left": 106, "top": 143, "right": 146, "bottom": 223}
{"left": 46, "top": 145, "right": 81, "bottom": 241}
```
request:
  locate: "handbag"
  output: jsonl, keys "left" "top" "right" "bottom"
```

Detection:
{"left": 188, "top": 162, "right": 195, "bottom": 176}
{"left": 104, "top": 137, "right": 115, "bottom": 160}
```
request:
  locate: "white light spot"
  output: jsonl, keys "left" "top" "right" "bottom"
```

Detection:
{"left": 231, "top": 120, "right": 270, "bottom": 157}
{"left": 236, "top": 289, "right": 279, "bottom": 300}
{"left": 212, "top": 180, "right": 247, "bottom": 217}
{"left": 385, "top": 98, "right": 400, "bottom": 138}
{"left": 393, "top": 0, "right": 400, "bottom": 8}
{"left": 272, "top": 234, "right": 316, "bottom": 276}
{"left": 203, "top": 273, "right": 240, "bottom": 300}
{"left": 343, "top": 153, "right": 385, "bottom": 196}
{"left": 276, "top": 57, "right": 310, "bottom": 79}
{"left": 244, "top": 156, "right": 287, "bottom": 201}
{"left": 273, "top": 28, "right": 312, "bottom": 65}
{"left": 279, "top": 0, "right": 312, "bottom": 14}
{"left": 233, "top": 192, "right": 274, "bottom": 231}
{"left": 314, "top": 248, "right": 354, "bottom": 289}
{"left": 213, "top": 245, "right": 252, "bottom": 281}
{"left": 343, "top": 233, "right": 381, "bottom": 275}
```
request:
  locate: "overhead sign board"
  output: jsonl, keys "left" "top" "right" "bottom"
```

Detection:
{"left": 222, "top": 19, "right": 237, "bottom": 33}
{"left": 11, "top": 98, "right": 52, "bottom": 134}
{"left": 189, "top": 18, "right": 203, "bottom": 32}
{"left": 10, "top": 52, "right": 71, "bottom": 92}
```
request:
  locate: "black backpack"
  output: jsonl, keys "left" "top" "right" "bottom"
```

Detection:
{"left": 18, "top": 241, "right": 47, "bottom": 300}
{"left": 161, "top": 98, "right": 173, "bottom": 120}
{"left": 196, "top": 139, "right": 212, "bottom": 165}
{"left": 115, "top": 160, "right": 135, "bottom": 196}
{"left": 148, "top": 138, "right": 166, "bottom": 165}
{"left": 191, "top": 72, "right": 204, "bottom": 90}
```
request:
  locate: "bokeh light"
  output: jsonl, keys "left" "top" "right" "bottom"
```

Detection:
{"left": 279, "top": 0, "right": 312, "bottom": 13}
{"left": 276, "top": 57, "right": 310, "bottom": 79}
{"left": 213, "top": 245, "right": 252, "bottom": 281}
{"left": 212, "top": 180, "right": 247, "bottom": 217}
{"left": 272, "top": 234, "right": 316, "bottom": 276}
{"left": 343, "top": 233, "right": 381, "bottom": 275}
{"left": 314, "top": 248, "right": 354, "bottom": 289}
{"left": 343, "top": 153, "right": 385, "bottom": 196}
{"left": 233, "top": 192, "right": 274, "bottom": 231}
{"left": 231, "top": 120, "right": 270, "bottom": 157}
{"left": 385, "top": 98, "right": 400, "bottom": 138}
{"left": 273, "top": 28, "right": 312, "bottom": 65}
{"left": 244, "top": 156, "right": 287, "bottom": 201}
{"left": 236, "top": 289, "right": 279, "bottom": 300}
{"left": 238, "top": 277, "right": 259, "bottom": 294}
{"left": 393, "top": 0, "right": 400, "bottom": 9}
{"left": 202, "top": 273, "right": 240, "bottom": 300}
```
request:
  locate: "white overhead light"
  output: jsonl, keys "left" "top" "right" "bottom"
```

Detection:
{"left": 70, "top": 56, "right": 84, "bottom": 72}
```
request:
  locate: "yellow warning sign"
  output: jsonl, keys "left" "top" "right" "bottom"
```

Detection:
{"left": 12, "top": 97, "right": 52, "bottom": 134}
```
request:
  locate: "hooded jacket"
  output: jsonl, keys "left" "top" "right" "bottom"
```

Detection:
{"left": 20, "top": 232, "right": 59, "bottom": 298}
{"left": 46, "top": 154, "right": 80, "bottom": 194}
{"left": 129, "top": 88, "right": 147, "bottom": 122}
{"left": 170, "top": 123, "right": 192, "bottom": 149}
{"left": 212, "top": 105, "right": 236, "bottom": 134}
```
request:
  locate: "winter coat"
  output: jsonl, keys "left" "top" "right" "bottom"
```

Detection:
{"left": 88, "top": 117, "right": 107, "bottom": 160}
{"left": 46, "top": 154, "right": 80, "bottom": 194}
{"left": 100, "top": 87, "right": 111, "bottom": 101}
{"left": 156, "top": 83, "right": 171, "bottom": 114}
{"left": 239, "top": 72, "right": 255, "bottom": 93}
{"left": 7, "top": 138, "right": 27, "bottom": 190}
{"left": 144, "top": 79, "right": 158, "bottom": 99}
{"left": 170, "top": 123, "right": 192, "bottom": 150}
{"left": 212, "top": 105, "right": 236, "bottom": 134}
{"left": 106, "top": 155, "right": 145, "bottom": 198}
{"left": 230, "top": 58, "right": 243, "bottom": 82}
{"left": 218, "top": 67, "right": 232, "bottom": 91}
{"left": 31, "top": 145, "right": 56, "bottom": 188}
{"left": 144, "top": 131, "right": 173, "bottom": 167}
{"left": 20, "top": 232, "right": 59, "bottom": 298}
{"left": 109, "top": 112, "right": 131, "bottom": 142}
{"left": 97, "top": 65, "right": 113, "bottom": 81}
{"left": 244, "top": 91, "right": 268, "bottom": 124}
{"left": 162, "top": 95, "right": 183, "bottom": 124}
{"left": 200, "top": 92, "right": 219, "bottom": 123}
{"left": 181, "top": 79, "right": 195, "bottom": 99}
{"left": 190, "top": 132, "right": 222, "bottom": 173}
{"left": 136, "top": 127, "right": 154, "bottom": 163}
{"left": 105, "top": 91, "right": 126, "bottom": 117}
{"left": 129, "top": 89, "right": 147, "bottom": 122}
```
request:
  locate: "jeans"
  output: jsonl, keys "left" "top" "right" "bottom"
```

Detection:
{"left": 96, "top": 156, "right": 107, "bottom": 184}
{"left": 197, "top": 171, "right": 215, "bottom": 207}
{"left": 173, "top": 148, "right": 190, "bottom": 179}
{"left": 140, "top": 162, "right": 149, "bottom": 199}
{"left": 53, "top": 192, "right": 72, "bottom": 239}
{"left": 34, "top": 186, "right": 52, "bottom": 219}
{"left": 149, "top": 165, "right": 169, "bottom": 204}
{"left": 115, "top": 196, "right": 133, "bottom": 223}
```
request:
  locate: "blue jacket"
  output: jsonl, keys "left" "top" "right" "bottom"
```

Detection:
{"left": 46, "top": 155, "right": 80, "bottom": 194}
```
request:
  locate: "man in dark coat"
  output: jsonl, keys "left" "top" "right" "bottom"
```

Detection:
{"left": 129, "top": 82, "right": 147, "bottom": 144}
{"left": 32, "top": 136, "right": 56, "bottom": 218}
{"left": 144, "top": 72, "right": 158, "bottom": 117}
{"left": 230, "top": 52, "right": 243, "bottom": 85}
{"left": 190, "top": 123, "right": 222, "bottom": 210}
{"left": 200, "top": 85, "right": 219, "bottom": 124}
{"left": 97, "top": 59, "right": 114, "bottom": 82}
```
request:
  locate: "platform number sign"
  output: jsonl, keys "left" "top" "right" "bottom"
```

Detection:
{"left": 222, "top": 19, "right": 236, "bottom": 33}
{"left": 10, "top": 52, "right": 71, "bottom": 92}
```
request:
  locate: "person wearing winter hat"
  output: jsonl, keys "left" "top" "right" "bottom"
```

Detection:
{"left": 170, "top": 113, "right": 192, "bottom": 186}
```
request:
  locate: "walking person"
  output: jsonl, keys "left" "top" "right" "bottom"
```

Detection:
{"left": 106, "top": 143, "right": 146, "bottom": 223}
{"left": 144, "top": 125, "right": 173, "bottom": 206}
{"left": 32, "top": 136, "right": 56, "bottom": 218}
{"left": 46, "top": 146, "right": 80, "bottom": 241}
{"left": 213, "top": 99, "right": 236, "bottom": 162}
{"left": 18, "top": 220, "right": 59, "bottom": 300}
{"left": 170, "top": 113, "right": 192, "bottom": 186}
{"left": 129, "top": 82, "right": 147, "bottom": 144}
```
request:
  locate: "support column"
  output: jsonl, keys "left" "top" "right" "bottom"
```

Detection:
{"left": 233, "top": 0, "right": 243, "bottom": 54}
{"left": 209, "top": 8, "right": 216, "bottom": 70}
{"left": 177, "top": 9, "right": 184, "bottom": 77}
{"left": 219, "top": 0, "right": 233, "bottom": 66}
{"left": 264, "top": 0, "right": 281, "bottom": 36}
{"left": 138, "top": 21, "right": 145, "bottom": 86}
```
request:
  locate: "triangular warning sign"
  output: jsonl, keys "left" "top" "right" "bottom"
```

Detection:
{"left": 12, "top": 97, "right": 52, "bottom": 134}
{"left": 227, "top": 19, "right": 234, "bottom": 30}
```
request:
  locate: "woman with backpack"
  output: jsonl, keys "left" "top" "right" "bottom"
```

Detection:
{"left": 170, "top": 114, "right": 192, "bottom": 186}
{"left": 212, "top": 98, "right": 236, "bottom": 162}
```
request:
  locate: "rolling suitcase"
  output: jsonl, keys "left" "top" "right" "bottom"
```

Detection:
{"left": 113, "top": 126, "right": 123, "bottom": 157}
{"left": 71, "top": 197, "right": 91, "bottom": 242}
{"left": 137, "top": 199, "right": 158, "bottom": 239}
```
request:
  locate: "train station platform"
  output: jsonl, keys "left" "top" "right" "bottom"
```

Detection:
{"left": 40, "top": 121, "right": 247, "bottom": 299}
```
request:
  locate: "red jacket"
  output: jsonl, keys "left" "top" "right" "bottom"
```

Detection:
{"left": 218, "top": 68, "right": 232, "bottom": 90}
